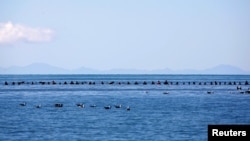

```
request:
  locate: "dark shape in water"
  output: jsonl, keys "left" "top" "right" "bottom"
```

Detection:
{"left": 163, "top": 91, "right": 169, "bottom": 94}
{"left": 109, "top": 81, "right": 114, "bottom": 84}
{"left": 114, "top": 104, "right": 122, "bottom": 108}
{"left": 55, "top": 103, "right": 63, "bottom": 107}
{"left": 76, "top": 103, "right": 84, "bottom": 108}
{"left": 157, "top": 81, "right": 161, "bottom": 85}
{"left": 126, "top": 106, "right": 130, "bottom": 111}
{"left": 52, "top": 81, "right": 56, "bottom": 85}
{"left": 39, "top": 81, "right": 45, "bottom": 85}
{"left": 164, "top": 80, "right": 168, "bottom": 85}
{"left": 20, "top": 102, "right": 26, "bottom": 106}
{"left": 90, "top": 104, "right": 97, "bottom": 108}
{"left": 35, "top": 104, "right": 42, "bottom": 108}
{"left": 104, "top": 105, "right": 111, "bottom": 109}
{"left": 237, "top": 86, "right": 242, "bottom": 90}
{"left": 207, "top": 91, "right": 214, "bottom": 94}
{"left": 240, "top": 91, "right": 245, "bottom": 94}
{"left": 245, "top": 89, "right": 250, "bottom": 94}
{"left": 245, "top": 81, "right": 249, "bottom": 85}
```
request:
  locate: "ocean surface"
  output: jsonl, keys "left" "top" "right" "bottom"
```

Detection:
{"left": 0, "top": 74, "right": 250, "bottom": 141}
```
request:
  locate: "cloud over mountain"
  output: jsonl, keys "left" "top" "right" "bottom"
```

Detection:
{"left": 0, "top": 22, "right": 54, "bottom": 44}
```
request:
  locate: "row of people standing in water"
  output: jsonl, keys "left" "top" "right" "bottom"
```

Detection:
{"left": 3, "top": 80, "right": 250, "bottom": 86}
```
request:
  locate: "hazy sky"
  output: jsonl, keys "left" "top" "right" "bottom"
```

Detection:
{"left": 0, "top": 0, "right": 249, "bottom": 71}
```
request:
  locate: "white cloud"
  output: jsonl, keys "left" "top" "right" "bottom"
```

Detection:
{"left": 0, "top": 22, "right": 54, "bottom": 44}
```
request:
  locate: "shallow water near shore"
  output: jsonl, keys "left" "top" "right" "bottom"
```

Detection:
{"left": 0, "top": 74, "right": 250, "bottom": 141}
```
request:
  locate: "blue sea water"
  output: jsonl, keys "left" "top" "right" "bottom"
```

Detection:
{"left": 0, "top": 74, "right": 250, "bottom": 141}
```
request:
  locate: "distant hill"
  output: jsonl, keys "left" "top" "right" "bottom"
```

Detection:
{"left": 0, "top": 63, "right": 249, "bottom": 74}
{"left": 173, "top": 64, "right": 250, "bottom": 74}
{"left": 0, "top": 63, "right": 68, "bottom": 74}
{"left": 201, "top": 64, "right": 248, "bottom": 74}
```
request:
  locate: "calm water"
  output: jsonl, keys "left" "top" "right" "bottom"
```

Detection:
{"left": 0, "top": 74, "right": 250, "bottom": 141}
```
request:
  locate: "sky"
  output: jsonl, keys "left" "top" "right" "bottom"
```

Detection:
{"left": 0, "top": 0, "right": 250, "bottom": 71}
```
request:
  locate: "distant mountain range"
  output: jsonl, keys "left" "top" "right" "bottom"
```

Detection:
{"left": 0, "top": 63, "right": 249, "bottom": 74}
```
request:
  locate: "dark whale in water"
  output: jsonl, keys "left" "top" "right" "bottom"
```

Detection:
{"left": 35, "top": 104, "right": 42, "bottom": 108}
{"left": 20, "top": 102, "right": 26, "bottom": 106}
{"left": 114, "top": 104, "right": 122, "bottom": 108}
{"left": 245, "top": 89, "right": 250, "bottom": 94}
{"left": 207, "top": 91, "right": 214, "bottom": 94}
{"left": 163, "top": 91, "right": 169, "bottom": 94}
{"left": 90, "top": 104, "right": 97, "bottom": 108}
{"left": 55, "top": 103, "right": 63, "bottom": 107}
{"left": 76, "top": 103, "right": 84, "bottom": 108}
{"left": 104, "top": 105, "right": 111, "bottom": 109}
